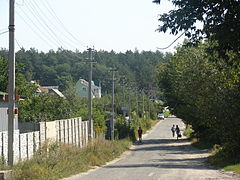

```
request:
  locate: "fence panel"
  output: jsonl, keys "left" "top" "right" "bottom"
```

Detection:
{"left": 0, "top": 117, "right": 90, "bottom": 164}
{"left": 39, "top": 122, "right": 46, "bottom": 145}
{"left": 27, "top": 132, "right": 34, "bottom": 159}
{"left": 34, "top": 131, "right": 40, "bottom": 152}
{"left": 20, "top": 133, "right": 28, "bottom": 161}
{"left": 13, "top": 130, "right": 20, "bottom": 164}
{"left": 64, "top": 120, "right": 68, "bottom": 144}
{"left": 2, "top": 132, "right": 8, "bottom": 165}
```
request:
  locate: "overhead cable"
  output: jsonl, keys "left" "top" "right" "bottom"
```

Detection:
{"left": 16, "top": 10, "right": 59, "bottom": 48}
{"left": 0, "top": 30, "right": 8, "bottom": 36}
{"left": 24, "top": 0, "right": 64, "bottom": 47}
{"left": 42, "top": 0, "right": 88, "bottom": 48}
{"left": 157, "top": 31, "right": 186, "bottom": 50}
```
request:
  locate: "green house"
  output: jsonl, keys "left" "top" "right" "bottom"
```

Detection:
{"left": 75, "top": 79, "right": 101, "bottom": 98}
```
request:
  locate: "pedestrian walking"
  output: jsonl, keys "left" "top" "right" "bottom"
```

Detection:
{"left": 171, "top": 125, "right": 175, "bottom": 137}
{"left": 175, "top": 125, "right": 181, "bottom": 140}
{"left": 138, "top": 127, "right": 143, "bottom": 144}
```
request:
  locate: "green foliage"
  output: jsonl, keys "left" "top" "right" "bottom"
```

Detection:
{"left": 183, "top": 124, "right": 193, "bottom": 138}
{"left": 18, "top": 94, "right": 72, "bottom": 122}
{"left": 0, "top": 57, "right": 8, "bottom": 92}
{"left": 0, "top": 55, "right": 37, "bottom": 97}
{"left": 163, "top": 110, "right": 170, "bottom": 118}
{"left": 12, "top": 138, "right": 132, "bottom": 180}
{"left": 153, "top": 0, "right": 240, "bottom": 56}
{"left": 224, "top": 164, "right": 240, "bottom": 174}
{"left": 157, "top": 42, "right": 240, "bottom": 163}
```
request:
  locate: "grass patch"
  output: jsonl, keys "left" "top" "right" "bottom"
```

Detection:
{"left": 12, "top": 138, "right": 132, "bottom": 180}
{"left": 224, "top": 164, "right": 240, "bottom": 174}
{"left": 183, "top": 125, "right": 213, "bottom": 150}
{"left": 183, "top": 124, "right": 193, "bottom": 138}
{"left": 191, "top": 138, "right": 213, "bottom": 150}
{"left": 208, "top": 145, "right": 240, "bottom": 171}
{"left": 188, "top": 137, "right": 240, "bottom": 175}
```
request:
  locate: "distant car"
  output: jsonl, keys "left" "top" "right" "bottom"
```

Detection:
{"left": 157, "top": 113, "right": 165, "bottom": 120}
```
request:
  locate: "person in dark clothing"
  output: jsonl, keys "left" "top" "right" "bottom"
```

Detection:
{"left": 171, "top": 125, "right": 175, "bottom": 137}
{"left": 175, "top": 125, "right": 181, "bottom": 140}
{"left": 138, "top": 127, "right": 143, "bottom": 143}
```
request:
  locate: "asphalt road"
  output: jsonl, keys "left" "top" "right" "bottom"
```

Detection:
{"left": 64, "top": 117, "right": 240, "bottom": 180}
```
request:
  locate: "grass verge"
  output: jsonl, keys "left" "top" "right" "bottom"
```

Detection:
{"left": 183, "top": 125, "right": 240, "bottom": 175}
{"left": 4, "top": 118, "right": 159, "bottom": 179}
{"left": 12, "top": 138, "right": 132, "bottom": 180}
{"left": 224, "top": 164, "right": 240, "bottom": 174}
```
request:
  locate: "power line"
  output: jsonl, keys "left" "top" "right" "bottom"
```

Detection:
{"left": 42, "top": 0, "right": 88, "bottom": 48}
{"left": 18, "top": 5, "right": 61, "bottom": 48}
{"left": 16, "top": 0, "right": 25, "bottom": 6}
{"left": 0, "top": 28, "right": 8, "bottom": 32}
{"left": 17, "top": 0, "right": 89, "bottom": 52}
{"left": 29, "top": 0, "right": 79, "bottom": 49}
{"left": 0, "top": 30, "right": 8, "bottom": 36}
{"left": 39, "top": 0, "right": 87, "bottom": 49}
{"left": 157, "top": 31, "right": 186, "bottom": 50}
{"left": 15, "top": 39, "right": 22, "bottom": 49}
{"left": 16, "top": 10, "right": 59, "bottom": 48}
{"left": 23, "top": 0, "right": 64, "bottom": 47}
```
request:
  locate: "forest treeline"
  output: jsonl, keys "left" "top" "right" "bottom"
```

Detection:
{"left": 0, "top": 48, "right": 171, "bottom": 94}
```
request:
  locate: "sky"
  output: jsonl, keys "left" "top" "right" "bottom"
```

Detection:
{"left": 0, "top": 0, "right": 185, "bottom": 53}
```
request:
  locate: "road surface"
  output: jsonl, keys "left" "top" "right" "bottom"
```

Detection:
{"left": 64, "top": 117, "right": 240, "bottom": 180}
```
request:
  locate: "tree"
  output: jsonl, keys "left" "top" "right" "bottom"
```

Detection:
{"left": 0, "top": 57, "right": 8, "bottom": 92}
{"left": 157, "top": 42, "right": 240, "bottom": 161}
{"left": 153, "top": 0, "right": 240, "bottom": 56}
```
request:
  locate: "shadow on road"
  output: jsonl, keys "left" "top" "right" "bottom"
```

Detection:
{"left": 139, "top": 138, "right": 189, "bottom": 145}
{"left": 103, "top": 160, "right": 211, "bottom": 170}
{"left": 133, "top": 138, "right": 208, "bottom": 155}
{"left": 101, "top": 137, "right": 216, "bottom": 171}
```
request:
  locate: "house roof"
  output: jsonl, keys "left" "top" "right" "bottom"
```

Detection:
{"left": 51, "top": 88, "right": 65, "bottom": 98}
{"left": 78, "top": 79, "right": 101, "bottom": 89}
{"left": 39, "top": 86, "right": 59, "bottom": 93}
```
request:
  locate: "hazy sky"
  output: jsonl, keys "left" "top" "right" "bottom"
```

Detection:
{"left": 0, "top": 0, "right": 185, "bottom": 53}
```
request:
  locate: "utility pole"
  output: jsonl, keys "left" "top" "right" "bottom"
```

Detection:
{"left": 135, "top": 88, "right": 139, "bottom": 122}
{"left": 148, "top": 92, "right": 151, "bottom": 119}
{"left": 142, "top": 90, "right": 145, "bottom": 118}
{"left": 87, "top": 47, "right": 94, "bottom": 139}
{"left": 148, "top": 86, "right": 151, "bottom": 119}
{"left": 128, "top": 89, "right": 131, "bottom": 121}
{"left": 8, "top": 0, "right": 15, "bottom": 166}
{"left": 121, "top": 77, "right": 126, "bottom": 119}
{"left": 110, "top": 68, "right": 117, "bottom": 140}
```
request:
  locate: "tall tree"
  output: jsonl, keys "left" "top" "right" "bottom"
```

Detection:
{"left": 153, "top": 0, "right": 240, "bottom": 56}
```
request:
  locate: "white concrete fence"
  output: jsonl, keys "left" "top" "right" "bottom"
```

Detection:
{"left": 0, "top": 117, "right": 89, "bottom": 165}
